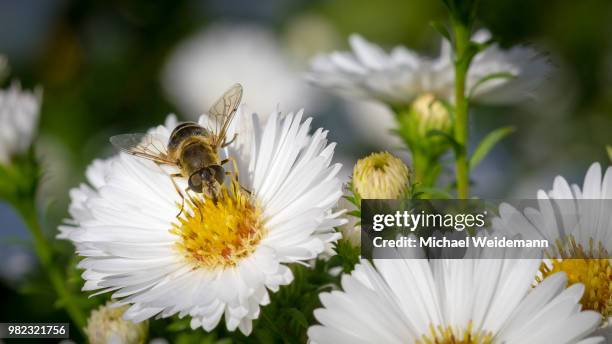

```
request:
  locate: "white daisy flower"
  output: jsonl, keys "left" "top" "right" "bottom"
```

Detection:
{"left": 162, "top": 23, "right": 316, "bottom": 119}
{"left": 307, "top": 30, "right": 550, "bottom": 106}
{"left": 60, "top": 109, "right": 345, "bottom": 335}
{"left": 0, "top": 82, "right": 41, "bottom": 164}
{"left": 309, "top": 258, "right": 603, "bottom": 344}
{"left": 493, "top": 163, "right": 611, "bottom": 327}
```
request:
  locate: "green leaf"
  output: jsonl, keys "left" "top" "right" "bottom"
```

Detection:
{"left": 473, "top": 39, "right": 494, "bottom": 53}
{"left": 166, "top": 318, "right": 190, "bottom": 332}
{"left": 18, "top": 283, "right": 52, "bottom": 296}
{"left": 286, "top": 308, "right": 309, "bottom": 329}
{"left": 343, "top": 194, "right": 359, "bottom": 208}
{"left": 430, "top": 21, "right": 451, "bottom": 42}
{"left": 468, "top": 72, "right": 516, "bottom": 99}
{"left": 215, "top": 339, "right": 233, "bottom": 344}
{"left": 607, "top": 145, "right": 612, "bottom": 162}
{"left": 414, "top": 187, "right": 453, "bottom": 199}
{"left": 334, "top": 239, "right": 360, "bottom": 272}
{"left": 470, "top": 126, "right": 516, "bottom": 170}
{"left": 427, "top": 129, "right": 463, "bottom": 155}
{"left": 346, "top": 210, "right": 361, "bottom": 218}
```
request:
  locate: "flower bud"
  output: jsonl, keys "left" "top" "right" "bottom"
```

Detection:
{"left": 0, "top": 82, "right": 41, "bottom": 165}
{"left": 0, "top": 83, "right": 42, "bottom": 204}
{"left": 85, "top": 302, "right": 148, "bottom": 344}
{"left": 399, "top": 93, "right": 452, "bottom": 157}
{"left": 352, "top": 152, "right": 410, "bottom": 199}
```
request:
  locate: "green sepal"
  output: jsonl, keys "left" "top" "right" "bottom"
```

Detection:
{"left": 427, "top": 129, "right": 463, "bottom": 155}
{"left": 430, "top": 20, "right": 452, "bottom": 42}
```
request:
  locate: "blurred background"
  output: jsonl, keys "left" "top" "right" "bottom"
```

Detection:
{"left": 0, "top": 0, "right": 611, "bottom": 340}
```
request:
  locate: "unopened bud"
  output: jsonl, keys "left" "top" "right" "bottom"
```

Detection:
{"left": 399, "top": 93, "right": 452, "bottom": 157}
{"left": 85, "top": 302, "right": 148, "bottom": 344}
{"left": 353, "top": 152, "right": 410, "bottom": 199}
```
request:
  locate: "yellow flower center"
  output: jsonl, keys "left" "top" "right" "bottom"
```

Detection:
{"left": 171, "top": 186, "right": 265, "bottom": 270}
{"left": 537, "top": 236, "right": 611, "bottom": 317}
{"left": 416, "top": 322, "right": 493, "bottom": 344}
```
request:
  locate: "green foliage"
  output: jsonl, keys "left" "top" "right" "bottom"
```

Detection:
{"left": 0, "top": 148, "right": 40, "bottom": 206}
{"left": 250, "top": 260, "right": 341, "bottom": 343}
{"left": 344, "top": 180, "right": 361, "bottom": 208}
{"left": 426, "top": 129, "right": 463, "bottom": 155}
{"left": 442, "top": 0, "right": 480, "bottom": 27}
{"left": 162, "top": 318, "right": 235, "bottom": 344}
{"left": 469, "top": 126, "right": 516, "bottom": 170}
{"left": 607, "top": 145, "right": 612, "bottom": 162}
{"left": 412, "top": 186, "right": 454, "bottom": 199}
{"left": 395, "top": 101, "right": 455, "bottom": 188}
{"left": 331, "top": 239, "right": 361, "bottom": 273}
{"left": 430, "top": 20, "right": 451, "bottom": 42}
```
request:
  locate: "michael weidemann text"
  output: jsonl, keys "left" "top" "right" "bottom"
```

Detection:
{"left": 372, "top": 235, "right": 549, "bottom": 249}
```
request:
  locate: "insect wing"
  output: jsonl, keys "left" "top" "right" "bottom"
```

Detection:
{"left": 110, "top": 133, "right": 175, "bottom": 165}
{"left": 208, "top": 83, "right": 243, "bottom": 148}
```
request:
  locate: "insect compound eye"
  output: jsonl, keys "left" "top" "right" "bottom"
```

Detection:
{"left": 211, "top": 165, "right": 225, "bottom": 184}
{"left": 188, "top": 173, "right": 203, "bottom": 192}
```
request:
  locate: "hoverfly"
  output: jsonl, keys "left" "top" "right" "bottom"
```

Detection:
{"left": 110, "top": 83, "right": 243, "bottom": 215}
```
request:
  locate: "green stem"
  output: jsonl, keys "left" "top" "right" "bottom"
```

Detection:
{"left": 412, "top": 152, "right": 441, "bottom": 188}
{"left": 451, "top": 18, "right": 472, "bottom": 199}
{"left": 16, "top": 201, "right": 87, "bottom": 333}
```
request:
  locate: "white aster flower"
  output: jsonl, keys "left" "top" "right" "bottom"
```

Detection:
{"left": 60, "top": 109, "right": 345, "bottom": 335}
{"left": 493, "top": 163, "right": 612, "bottom": 327}
{"left": 307, "top": 30, "right": 550, "bottom": 106}
{"left": 162, "top": 23, "right": 316, "bottom": 119}
{"left": 341, "top": 99, "right": 403, "bottom": 149}
{"left": 0, "top": 82, "right": 41, "bottom": 164}
{"left": 309, "top": 258, "right": 603, "bottom": 344}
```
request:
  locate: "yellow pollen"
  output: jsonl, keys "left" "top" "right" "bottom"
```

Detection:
{"left": 416, "top": 322, "right": 493, "bottom": 344}
{"left": 171, "top": 186, "right": 265, "bottom": 270}
{"left": 537, "top": 236, "right": 611, "bottom": 317}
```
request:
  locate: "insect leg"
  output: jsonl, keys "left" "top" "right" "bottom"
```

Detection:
{"left": 222, "top": 133, "right": 238, "bottom": 148}
{"left": 168, "top": 173, "right": 186, "bottom": 218}
{"left": 186, "top": 189, "right": 204, "bottom": 218}
{"left": 226, "top": 156, "right": 252, "bottom": 195}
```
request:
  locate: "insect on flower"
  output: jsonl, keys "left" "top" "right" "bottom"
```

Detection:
{"left": 110, "top": 83, "right": 243, "bottom": 215}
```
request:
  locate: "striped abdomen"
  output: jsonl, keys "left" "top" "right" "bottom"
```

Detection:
{"left": 168, "top": 122, "right": 220, "bottom": 177}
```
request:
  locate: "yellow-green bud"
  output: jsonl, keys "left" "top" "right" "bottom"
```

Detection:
{"left": 353, "top": 152, "right": 410, "bottom": 199}
{"left": 413, "top": 93, "right": 451, "bottom": 134}
{"left": 399, "top": 93, "right": 453, "bottom": 157}
{"left": 85, "top": 302, "right": 148, "bottom": 344}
